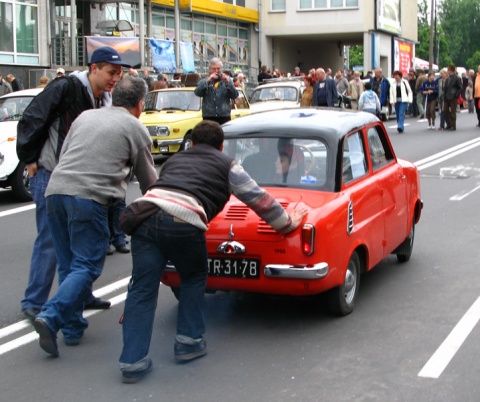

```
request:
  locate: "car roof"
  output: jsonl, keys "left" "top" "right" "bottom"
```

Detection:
{"left": 253, "top": 79, "right": 304, "bottom": 90}
{"left": 0, "top": 88, "right": 43, "bottom": 99}
{"left": 222, "top": 107, "right": 379, "bottom": 140}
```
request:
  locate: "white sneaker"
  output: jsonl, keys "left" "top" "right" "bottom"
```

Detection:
{"left": 431, "top": 125, "right": 435, "bottom": 130}
{"left": 427, "top": 125, "right": 432, "bottom": 130}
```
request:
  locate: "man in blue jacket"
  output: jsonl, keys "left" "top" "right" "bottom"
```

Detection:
{"left": 312, "top": 68, "right": 338, "bottom": 107}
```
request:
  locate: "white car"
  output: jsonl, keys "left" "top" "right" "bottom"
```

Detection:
{"left": 249, "top": 78, "right": 304, "bottom": 112}
{"left": 0, "top": 88, "right": 43, "bottom": 201}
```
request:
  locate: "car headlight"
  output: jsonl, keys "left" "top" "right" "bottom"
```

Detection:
{"left": 147, "top": 126, "right": 170, "bottom": 137}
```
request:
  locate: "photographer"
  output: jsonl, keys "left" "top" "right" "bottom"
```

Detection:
{"left": 194, "top": 57, "right": 238, "bottom": 125}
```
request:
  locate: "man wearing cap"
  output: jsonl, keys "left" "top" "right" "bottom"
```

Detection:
{"left": 56, "top": 68, "right": 65, "bottom": 78}
{"left": 17, "top": 46, "right": 130, "bottom": 324}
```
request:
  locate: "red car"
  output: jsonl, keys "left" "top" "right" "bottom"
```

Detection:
{"left": 161, "top": 108, "right": 423, "bottom": 315}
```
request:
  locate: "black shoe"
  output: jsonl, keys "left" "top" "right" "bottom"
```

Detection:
{"left": 174, "top": 339, "right": 207, "bottom": 363}
{"left": 33, "top": 317, "right": 59, "bottom": 357}
{"left": 115, "top": 244, "right": 130, "bottom": 254}
{"left": 121, "top": 358, "right": 153, "bottom": 384}
{"left": 22, "top": 307, "right": 40, "bottom": 321}
{"left": 84, "top": 297, "right": 111, "bottom": 310}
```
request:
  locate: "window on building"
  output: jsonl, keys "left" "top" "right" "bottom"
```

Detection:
{"left": 272, "top": 0, "right": 286, "bottom": 11}
{"left": 299, "top": 0, "right": 358, "bottom": 9}
{"left": 0, "top": 2, "right": 14, "bottom": 52}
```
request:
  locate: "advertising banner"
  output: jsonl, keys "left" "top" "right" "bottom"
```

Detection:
{"left": 180, "top": 42, "right": 195, "bottom": 73}
{"left": 85, "top": 37, "right": 141, "bottom": 68}
{"left": 376, "top": 0, "right": 401, "bottom": 35}
{"left": 393, "top": 38, "right": 413, "bottom": 76}
{"left": 149, "top": 39, "right": 176, "bottom": 73}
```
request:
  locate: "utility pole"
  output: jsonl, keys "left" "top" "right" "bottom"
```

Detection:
{"left": 429, "top": 0, "right": 435, "bottom": 71}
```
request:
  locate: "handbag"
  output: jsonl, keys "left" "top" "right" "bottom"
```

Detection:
{"left": 119, "top": 201, "right": 160, "bottom": 235}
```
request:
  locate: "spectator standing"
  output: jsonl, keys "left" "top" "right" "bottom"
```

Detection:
{"left": 389, "top": 70, "right": 413, "bottom": 133}
{"left": 258, "top": 65, "right": 272, "bottom": 83}
{"left": 358, "top": 82, "right": 380, "bottom": 115}
{"left": 334, "top": 70, "right": 349, "bottom": 95}
{"left": 16, "top": 46, "right": 128, "bottom": 321}
{"left": 300, "top": 76, "right": 314, "bottom": 106}
{"left": 436, "top": 69, "right": 448, "bottom": 130}
{"left": 293, "top": 67, "right": 302, "bottom": 77}
{"left": 153, "top": 73, "right": 168, "bottom": 90}
{"left": 5, "top": 74, "right": 24, "bottom": 92}
{"left": 32, "top": 76, "right": 157, "bottom": 357}
{"left": 364, "top": 71, "right": 373, "bottom": 80}
{"left": 443, "top": 64, "right": 463, "bottom": 131}
{"left": 194, "top": 57, "right": 238, "bottom": 125}
{"left": 326, "top": 68, "right": 333, "bottom": 79}
{"left": 415, "top": 70, "right": 428, "bottom": 118}
{"left": 407, "top": 71, "right": 419, "bottom": 117}
{"left": 312, "top": 68, "right": 338, "bottom": 107}
{"left": 118, "top": 120, "right": 307, "bottom": 383}
{"left": 236, "top": 72, "right": 246, "bottom": 92}
{"left": 473, "top": 65, "right": 480, "bottom": 127}
{"left": 420, "top": 72, "right": 439, "bottom": 129}
{"left": 143, "top": 70, "right": 153, "bottom": 92}
{"left": 56, "top": 68, "right": 65, "bottom": 78}
{"left": 0, "top": 72, "right": 12, "bottom": 95}
{"left": 461, "top": 72, "right": 469, "bottom": 109}
{"left": 465, "top": 81, "right": 474, "bottom": 114}
{"left": 370, "top": 68, "right": 390, "bottom": 112}
{"left": 347, "top": 71, "right": 365, "bottom": 110}
{"left": 36, "top": 76, "right": 49, "bottom": 88}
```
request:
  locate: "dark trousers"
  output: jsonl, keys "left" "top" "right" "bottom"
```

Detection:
{"left": 203, "top": 116, "right": 231, "bottom": 125}
{"left": 444, "top": 98, "right": 458, "bottom": 129}
{"left": 475, "top": 97, "right": 480, "bottom": 125}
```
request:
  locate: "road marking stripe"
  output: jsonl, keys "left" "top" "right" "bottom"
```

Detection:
{"left": 415, "top": 138, "right": 480, "bottom": 170}
{"left": 450, "top": 184, "right": 480, "bottom": 201}
{"left": 0, "top": 204, "right": 35, "bottom": 218}
{"left": 0, "top": 292, "right": 127, "bottom": 356}
{"left": 418, "top": 296, "right": 480, "bottom": 379}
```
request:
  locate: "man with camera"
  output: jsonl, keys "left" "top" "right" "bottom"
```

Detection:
{"left": 194, "top": 57, "right": 238, "bottom": 125}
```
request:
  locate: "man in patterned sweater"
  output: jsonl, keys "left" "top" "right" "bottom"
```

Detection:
{"left": 118, "top": 120, "right": 307, "bottom": 383}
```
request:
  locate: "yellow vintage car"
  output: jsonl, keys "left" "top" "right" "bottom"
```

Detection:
{"left": 140, "top": 87, "right": 251, "bottom": 155}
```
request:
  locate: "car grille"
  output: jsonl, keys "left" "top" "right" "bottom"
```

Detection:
{"left": 225, "top": 205, "right": 249, "bottom": 220}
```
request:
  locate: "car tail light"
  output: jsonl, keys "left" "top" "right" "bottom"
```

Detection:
{"left": 302, "top": 224, "right": 315, "bottom": 255}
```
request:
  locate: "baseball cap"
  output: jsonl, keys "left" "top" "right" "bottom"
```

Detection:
{"left": 88, "top": 46, "right": 131, "bottom": 67}
{"left": 56, "top": 68, "right": 65, "bottom": 74}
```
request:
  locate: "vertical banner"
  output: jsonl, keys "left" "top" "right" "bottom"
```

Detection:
{"left": 149, "top": 39, "right": 176, "bottom": 73}
{"left": 393, "top": 38, "right": 412, "bottom": 76}
{"left": 228, "top": 38, "right": 238, "bottom": 63}
{"left": 239, "top": 40, "right": 248, "bottom": 64}
{"left": 206, "top": 35, "right": 217, "bottom": 59}
{"left": 180, "top": 42, "right": 195, "bottom": 73}
{"left": 86, "top": 37, "right": 141, "bottom": 68}
{"left": 218, "top": 36, "right": 227, "bottom": 62}
{"left": 371, "top": 33, "right": 380, "bottom": 69}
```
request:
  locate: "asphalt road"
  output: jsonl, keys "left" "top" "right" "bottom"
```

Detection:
{"left": 1, "top": 110, "right": 480, "bottom": 401}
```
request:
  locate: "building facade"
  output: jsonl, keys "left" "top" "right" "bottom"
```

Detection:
{"left": 0, "top": 0, "right": 417, "bottom": 88}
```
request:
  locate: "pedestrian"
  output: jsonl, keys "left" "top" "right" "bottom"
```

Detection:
{"left": 389, "top": 70, "right": 413, "bottom": 133}
{"left": 347, "top": 70, "right": 365, "bottom": 110}
{"left": 235, "top": 72, "right": 246, "bottom": 92}
{"left": 257, "top": 65, "right": 272, "bottom": 83}
{"left": 312, "top": 68, "right": 338, "bottom": 107}
{"left": 143, "top": 69, "right": 153, "bottom": 92}
{"left": 334, "top": 70, "right": 349, "bottom": 95}
{"left": 465, "top": 81, "right": 474, "bottom": 114}
{"left": 473, "top": 64, "right": 480, "bottom": 127}
{"left": 358, "top": 82, "right": 380, "bottom": 116}
{"left": 0, "top": 72, "right": 12, "bottom": 95}
{"left": 106, "top": 199, "right": 130, "bottom": 255}
{"left": 118, "top": 120, "right": 307, "bottom": 383}
{"left": 194, "top": 57, "right": 238, "bottom": 125}
{"left": 443, "top": 64, "right": 463, "bottom": 131}
{"left": 32, "top": 76, "right": 157, "bottom": 357}
{"left": 407, "top": 71, "right": 419, "bottom": 117}
{"left": 370, "top": 68, "right": 390, "bottom": 113}
{"left": 421, "top": 72, "right": 438, "bottom": 129}
{"left": 300, "top": 76, "right": 314, "bottom": 106}
{"left": 436, "top": 69, "right": 447, "bottom": 130}
{"left": 36, "top": 76, "right": 49, "bottom": 88}
{"left": 5, "top": 74, "right": 24, "bottom": 92}
{"left": 415, "top": 70, "right": 428, "bottom": 119}
{"left": 16, "top": 46, "right": 128, "bottom": 321}
{"left": 293, "top": 66, "right": 302, "bottom": 77}
{"left": 56, "top": 68, "right": 65, "bottom": 78}
{"left": 152, "top": 73, "right": 168, "bottom": 90}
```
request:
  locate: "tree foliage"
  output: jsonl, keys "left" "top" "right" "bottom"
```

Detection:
{"left": 348, "top": 45, "right": 363, "bottom": 69}
{"left": 438, "top": 0, "right": 480, "bottom": 67}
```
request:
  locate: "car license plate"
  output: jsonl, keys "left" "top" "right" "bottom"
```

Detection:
{"left": 207, "top": 257, "right": 260, "bottom": 278}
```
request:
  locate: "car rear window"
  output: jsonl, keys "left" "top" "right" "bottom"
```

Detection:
{"left": 223, "top": 137, "right": 328, "bottom": 189}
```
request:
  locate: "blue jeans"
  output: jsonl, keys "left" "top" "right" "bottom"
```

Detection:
{"left": 108, "top": 199, "right": 127, "bottom": 248}
{"left": 21, "top": 168, "right": 57, "bottom": 310}
{"left": 119, "top": 209, "right": 207, "bottom": 367}
{"left": 395, "top": 102, "right": 408, "bottom": 131}
{"left": 39, "top": 195, "right": 109, "bottom": 342}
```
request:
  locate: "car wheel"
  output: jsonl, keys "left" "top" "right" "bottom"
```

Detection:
{"left": 327, "top": 251, "right": 361, "bottom": 316}
{"left": 181, "top": 133, "right": 193, "bottom": 151}
{"left": 171, "top": 286, "right": 180, "bottom": 300}
{"left": 10, "top": 162, "right": 32, "bottom": 202}
{"left": 395, "top": 224, "right": 415, "bottom": 263}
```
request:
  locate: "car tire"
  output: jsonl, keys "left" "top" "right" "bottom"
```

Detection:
{"left": 327, "top": 251, "right": 361, "bottom": 316}
{"left": 395, "top": 224, "right": 415, "bottom": 263}
{"left": 171, "top": 286, "right": 180, "bottom": 300}
{"left": 10, "top": 162, "right": 32, "bottom": 202}
{"left": 181, "top": 133, "right": 193, "bottom": 151}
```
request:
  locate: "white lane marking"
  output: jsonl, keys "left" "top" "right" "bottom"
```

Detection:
{"left": 0, "top": 292, "right": 127, "bottom": 356}
{"left": 418, "top": 296, "right": 480, "bottom": 379}
{"left": 0, "top": 204, "right": 35, "bottom": 218}
{"left": 450, "top": 183, "right": 480, "bottom": 201}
